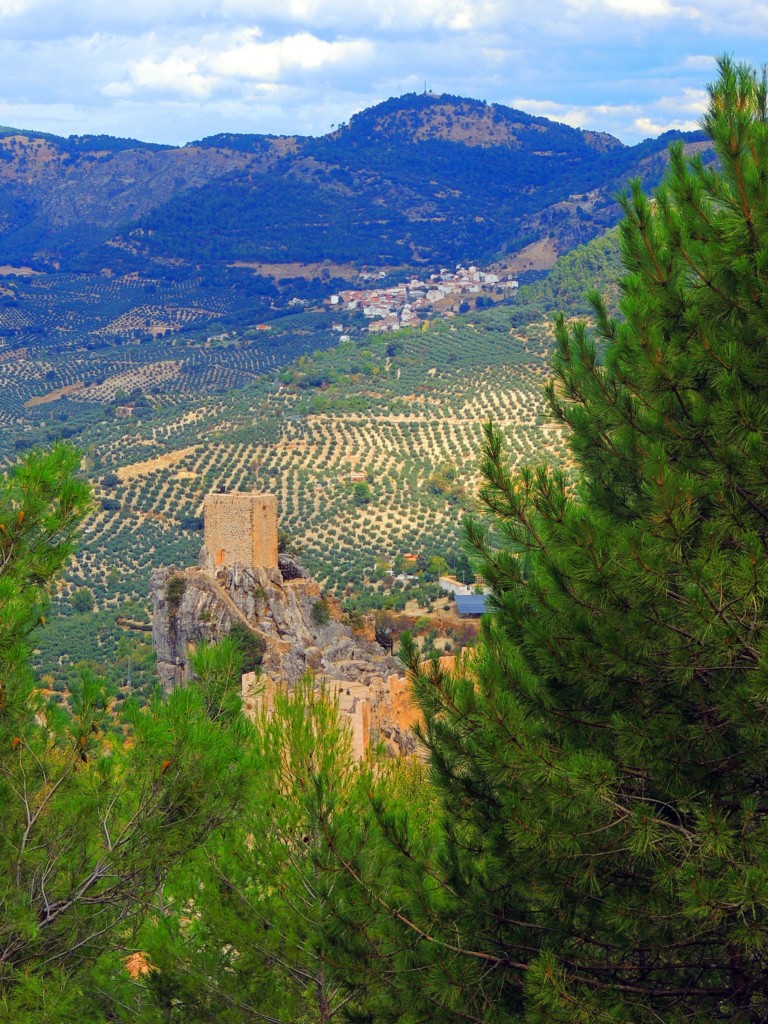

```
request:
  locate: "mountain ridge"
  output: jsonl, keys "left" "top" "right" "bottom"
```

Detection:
{"left": 0, "top": 91, "right": 711, "bottom": 276}
{"left": 0, "top": 91, "right": 657, "bottom": 152}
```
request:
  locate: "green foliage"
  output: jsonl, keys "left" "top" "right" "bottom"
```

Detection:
{"left": 0, "top": 443, "right": 91, "bottom": 709}
{"left": 0, "top": 446, "right": 255, "bottom": 1022}
{"left": 312, "top": 597, "right": 331, "bottom": 625}
{"left": 177, "top": 515, "right": 203, "bottom": 531}
{"left": 385, "top": 57, "right": 768, "bottom": 1021}
{"left": 165, "top": 574, "right": 185, "bottom": 606}
{"left": 70, "top": 586, "right": 94, "bottom": 613}
{"left": 427, "top": 555, "right": 449, "bottom": 576}
{"left": 95, "top": 680, "right": 439, "bottom": 1024}
{"left": 0, "top": 658, "right": 253, "bottom": 1020}
{"left": 277, "top": 527, "right": 302, "bottom": 556}
{"left": 352, "top": 480, "right": 372, "bottom": 505}
{"left": 226, "top": 620, "right": 265, "bottom": 674}
{"left": 518, "top": 225, "right": 623, "bottom": 315}
{"left": 187, "top": 636, "right": 247, "bottom": 720}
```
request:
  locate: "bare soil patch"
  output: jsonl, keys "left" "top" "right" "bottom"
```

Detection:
{"left": 0, "top": 265, "right": 40, "bottom": 276}
{"left": 77, "top": 360, "right": 181, "bottom": 402}
{"left": 117, "top": 446, "right": 200, "bottom": 482}
{"left": 229, "top": 260, "right": 404, "bottom": 281}
{"left": 25, "top": 381, "right": 85, "bottom": 407}
{"left": 488, "top": 238, "right": 559, "bottom": 276}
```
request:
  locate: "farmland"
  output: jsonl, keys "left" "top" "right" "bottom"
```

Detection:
{"left": 68, "top": 310, "right": 561, "bottom": 601}
{"left": 5, "top": 230, "right": 619, "bottom": 682}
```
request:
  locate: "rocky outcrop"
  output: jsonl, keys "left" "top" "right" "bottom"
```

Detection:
{"left": 150, "top": 560, "right": 413, "bottom": 753}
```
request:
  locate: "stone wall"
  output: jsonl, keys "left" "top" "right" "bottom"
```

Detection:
{"left": 241, "top": 654, "right": 464, "bottom": 761}
{"left": 151, "top": 562, "right": 404, "bottom": 722}
{"left": 202, "top": 492, "right": 278, "bottom": 569}
{"left": 385, "top": 654, "right": 460, "bottom": 746}
{"left": 351, "top": 613, "right": 377, "bottom": 644}
{"left": 388, "top": 672, "right": 424, "bottom": 734}
{"left": 243, "top": 673, "right": 373, "bottom": 761}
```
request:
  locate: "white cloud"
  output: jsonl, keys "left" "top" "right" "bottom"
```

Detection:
{"left": 101, "top": 81, "right": 133, "bottom": 98}
{"left": 682, "top": 53, "right": 717, "bottom": 69}
{"left": 0, "top": 0, "right": 37, "bottom": 15}
{"left": 108, "top": 28, "right": 374, "bottom": 100}
{"left": 604, "top": 0, "right": 674, "bottom": 14}
{"left": 508, "top": 87, "right": 707, "bottom": 142}
{"left": 633, "top": 114, "right": 699, "bottom": 134}
{"left": 565, "top": 0, "right": 677, "bottom": 16}
{"left": 129, "top": 54, "right": 214, "bottom": 98}
{"left": 0, "top": 98, "right": 111, "bottom": 135}
{"left": 0, "top": 0, "right": 763, "bottom": 146}
{"left": 209, "top": 30, "right": 373, "bottom": 81}
{"left": 662, "top": 86, "right": 708, "bottom": 114}
{"left": 218, "top": 0, "right": 501, "bottom": 33}
{"left": 482, "top": 46, "right": 522, "bottom": 67}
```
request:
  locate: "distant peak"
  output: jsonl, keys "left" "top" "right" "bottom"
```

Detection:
{"left": 581, "top": 129, "right": 625, "bottom": 152}
{"left": 339, "top": 92, "right": 624, "bottom": 151}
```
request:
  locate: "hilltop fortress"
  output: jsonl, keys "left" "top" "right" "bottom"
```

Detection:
{"left": 151, "top": 491, "right": 432, "bottom": 757}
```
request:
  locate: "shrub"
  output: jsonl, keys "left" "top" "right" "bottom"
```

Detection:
{"left": 228, "top": 620, "right": 266, "bottom": 673}
{"left": 179, "top": 515, "right": 204, "bottom": 531}
{"left": 166, "top": 575, "right": 186, "bottom": 607}
{"left": 312, "top": 598, "right": 331, "bottom": 626}
{"left": 71, "top": 587, "right": 95, "bottom": 614}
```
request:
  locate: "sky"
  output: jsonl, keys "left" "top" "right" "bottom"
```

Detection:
{"left": 0, "top": 0, "right": 764, "bottom": 147}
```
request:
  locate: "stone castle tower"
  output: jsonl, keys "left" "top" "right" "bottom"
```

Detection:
{"left": 202, "top": 492, "right": 278, "bottom": 570}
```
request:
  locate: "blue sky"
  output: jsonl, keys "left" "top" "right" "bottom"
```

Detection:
{"left": 0, "top": 0, "right": 762, "bottom": 146}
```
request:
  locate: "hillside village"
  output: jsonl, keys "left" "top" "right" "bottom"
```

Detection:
{"left": 327, "top": 264, "right": 518, "bottom": 333}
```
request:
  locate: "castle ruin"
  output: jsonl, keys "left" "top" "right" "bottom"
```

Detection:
{"left": 151, "top": 490, "right": 467, "bottom": 759}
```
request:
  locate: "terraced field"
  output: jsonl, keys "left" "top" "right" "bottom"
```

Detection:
{"left": 0, "top": 309, "right": 346, "bottom": 431}
{"left": 54, "top": 311, "right": 563, "bottom": 614}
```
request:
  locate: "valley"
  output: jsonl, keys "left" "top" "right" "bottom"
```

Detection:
{"left": 0, "top": 90, "right": 662, "bottom": 690}
{"left": 21, "top": 237, "right": 611, "bottom": 690}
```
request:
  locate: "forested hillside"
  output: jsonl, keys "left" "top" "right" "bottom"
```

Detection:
{"left": 0, "top": 92, "right": 709, "bottom": 282}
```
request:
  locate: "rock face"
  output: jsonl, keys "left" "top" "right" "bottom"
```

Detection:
{"left": 150, "top": 560, "right": 416, "bottom": 754}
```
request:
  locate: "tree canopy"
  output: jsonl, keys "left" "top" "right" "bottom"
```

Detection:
{"left": 392, "top": 55, "right": 768, "bottom": 1022}
{"left": 0, "top": 446, "right": 254, "bottom": 1023}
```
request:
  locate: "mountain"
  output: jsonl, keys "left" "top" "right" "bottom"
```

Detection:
{"left": 0, "top": 92, "right": 712, "bottom": 278}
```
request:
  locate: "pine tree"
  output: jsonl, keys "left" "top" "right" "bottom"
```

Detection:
{"left": 366, "top": 57, "right": 768, "bottom": 1022}
{"left": 0, "top": 448, "right": 254, "bottom": 1022}
{"left": 0, "top": 444, "right": 91, "bottom": 718}
{"left": 99, "top": 680, "right": 389, "bottom": 1024}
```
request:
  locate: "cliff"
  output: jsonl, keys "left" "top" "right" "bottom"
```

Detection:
{"left": 150, "top": 557, "right": 418, "bottom": 755}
